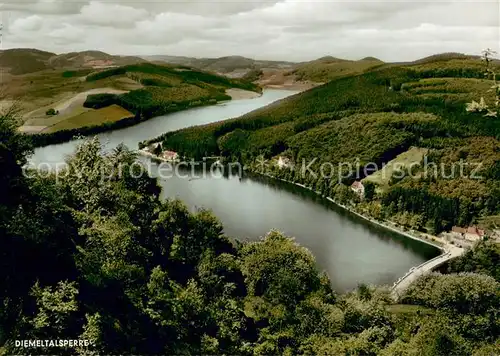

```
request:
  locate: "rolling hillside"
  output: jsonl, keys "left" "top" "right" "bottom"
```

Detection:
{"left": 0, "top": 48, "right": 145, "bottom": 75}
{"left": 0, "top": 48, "right": 56, "bottom": 75}
{"left": 290, "top": 56, "right": 384, "bottom": 83}
{"left": 151, "top": 54, "right": 500, "bottom": 235}
{"left": 20, "top": 62, "right": 261, "bottom": 138}
{"left": 143, "top": 54, "right": 295, "bottom": 78}
{"left": 47, "top": 50, "right": 145, "bottom": 69}
{"left": 147, "top": 52, "right": 497, "bottom": 87}
{"left": 144, "top": 54, "right": 386, "bottom": 87}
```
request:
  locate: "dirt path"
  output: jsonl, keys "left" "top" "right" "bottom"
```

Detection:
{"left": 20, "top": 88, "right": 129, "bottom": 133}
{"left": 54, "top": 88, "right": 128, "bottom": 115}
{"left": 24, "top": 88, "right": 128, "bottom": 119}
{"left": 256, "top": 69, "right": 322, "bottom": 91}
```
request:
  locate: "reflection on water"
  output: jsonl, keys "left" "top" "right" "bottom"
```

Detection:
{"left": 30, "top": 89, "right": 439, "bottom": 292}
{"left": 152, "top": 164, "right": 439, "bottom": 293}
{"left": 30, "top": 90, "right": 296, "bottom": 166}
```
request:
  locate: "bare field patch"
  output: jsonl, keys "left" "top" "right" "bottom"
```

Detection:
{"left": 1, "top": 69, "right": 135, "bottom": 117}
{"left": 256, "top": 69, "right": 320, "bottom": 90}
{"left": 18, "top": 125, "right": 48, "bottom": 134}
{"left": 22, "top": 87, "right": 129, "bottom": 128}
{"left": 52, "top": 88, "right": 128, "bottom": 115}
{"left": 225, "top": 88, "right": 261, "bottom": 100}
{"left": 43, "top": 104, "right": 133, "bottom": 132}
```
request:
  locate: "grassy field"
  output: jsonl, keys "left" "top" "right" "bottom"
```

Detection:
{"left": 477, "top": 215, "right": 500, "bottom": 230}
{"left": 2, "top": 69, "right": 142, "bottom": 116}
{"left": 9, "top": 62, "right": 260, "bottom": 134}
{"left": 385, "top": 304, "right": 435, "bottom": 316}
{"left": 362, "top": 147, "right": 429, "bottom": 189}
{"left": 23, "top": 107, "right": 89, "bottom": 128}
{"left": 43, "top": 105, "right": 133, "bottom": 132}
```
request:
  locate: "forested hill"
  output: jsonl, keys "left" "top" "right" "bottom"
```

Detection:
{"left": 153, "top": 55, "right": 500, "bottom": 235}
{"left": 2, "top": 106, "right": 500, "bottom": 355}
{"left": 144, "top": 54, "right": 295, "bottom": 76}
{"left": 0, "top": 48, "right": 145, "bottom": 75}
{"left": 290, "top": 56, "right": 384, "bottom": 82}
{"left": 81, "top": 62, "right": 261, "bottom": 120}
{"left": 20, "top": 62, "right": 261, "bottom": 145}
{"left": 145, "top": 53, "right": 383, "bottom": 84}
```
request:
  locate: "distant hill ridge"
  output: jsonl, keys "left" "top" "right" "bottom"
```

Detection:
{"left": 412, "top": 52, "right": 481, "bottom": 64}
{"left": 2, "top": 48, "right": 491, "bottom": 84}
{"left": 360, "top": 56, "right": 383, "bottom": 62}
{"left": 143, "top": 54, "right": 296, "bottom": 78}
{"left": 0, "top": 48, "right": 145, "bottom": 75}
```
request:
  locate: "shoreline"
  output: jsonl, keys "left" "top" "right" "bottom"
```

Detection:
{"left": 253, "top": 172, "right": 467, "bottom": 295}
{"left": 325, "top": 197, "right": 445, "bottom": 251}
{"left": 258, "top": 79, "right": 323, "bottom": 92}
{"left": 225, "top": 88, "right": 263, "bottom": 100}
{"left": 137, "top": 150, "right": 448, "bottom": 255}
{"left": 138, "top": 151, "right": 446, "bottom": 254}
{"left": 25, "top": 91, "right": 262, "bottom": 148}
{"left": 133, "top": 153, "right": 462, "bottom": 294}
{"left": 261, "top": 83, "right": 319, "bottom": 91}
{"left": 137, "top": 149, "right": 181, "bottom": 163}
{"left": 256, "top": 172, "right": 446, "bottom": 252}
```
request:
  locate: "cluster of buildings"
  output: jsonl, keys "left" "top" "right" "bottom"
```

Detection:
{"left": 161, "top": 150, "right": 179, "bottom": 161}
{"left": 450, "top": 226, "right": 486, "bottom": 242}
{"left": 142, "top": 143, "right": 179, "bottom": 162}
{"left": 349, "top": 180, "right": 488, "bottom": 242}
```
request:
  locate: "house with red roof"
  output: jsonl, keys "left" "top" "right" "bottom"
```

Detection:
{"left": 465, "top": 226, "right": 485, "bottom": 241}
{"left": 451, "top": 225, "right": 485, "bottom": 241}
{"left": 451, "top": 226, "right": 467, "bottom": 235}
{"left": 161, "top": 150, "right": 179, "bottom": 162}
{"left": 351, "top": 181, "right": 365, "bottom": 198}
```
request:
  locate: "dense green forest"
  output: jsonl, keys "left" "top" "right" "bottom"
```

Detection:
{"left": 2, "top": 97, "right": 500, "bottom": 354}
{"left": 152, "top": 56, "right": 500, "bottom": 234}
{"left": 444, "top": 241, "right": 500, "bottom": 281}
{"left": 83, "top": 63, "right": 260, "bottom": 120}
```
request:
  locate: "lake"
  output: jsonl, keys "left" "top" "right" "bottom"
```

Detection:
{"left": 30, "top": 89, "right": 439, "bottom": 292}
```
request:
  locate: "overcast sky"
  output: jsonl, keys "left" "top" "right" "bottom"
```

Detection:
{"left": 1, "top": 0, "right": 499, "bottom": 61}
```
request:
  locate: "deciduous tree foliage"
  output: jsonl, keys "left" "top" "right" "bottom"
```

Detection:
{"left": 1, "top": 109, "right": 499, "bottom": 354}
{"left": 150, "top": 59, "right": 500, "bottom": 233}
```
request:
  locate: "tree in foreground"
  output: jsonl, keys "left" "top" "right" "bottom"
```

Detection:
{"left": 1, "top": 110, "right": 499, "bottom": 355}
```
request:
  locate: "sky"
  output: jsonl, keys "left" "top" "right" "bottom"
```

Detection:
{"left": 1, "top": 0, "right": 499, "bottom": 62}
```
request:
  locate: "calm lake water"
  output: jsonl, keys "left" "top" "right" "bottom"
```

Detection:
{"left": 30, "top": 89, "right": 439, "bottom": 292}
{"left": 30, "top": 90, "right": 296, "bottom": 166}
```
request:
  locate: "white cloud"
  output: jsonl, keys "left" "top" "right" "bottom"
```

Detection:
{"left": 79, "top": 1, "right": 150, "bottom": 28}
{"left": 1, "top": 0, "right": 499, "bottom": 61}
{"left": 129, "top": 12, "right": 226, "bottom": 45}
{"left": 10, "top": 15, "right": 44, "bottom": 32}
{"left": 48, "top": 23, "right": 86, "bottom": 44}
{"left": 113, "top": 0, "right": 283, "bottom": 16}
{"left": 1, "top": 0, "right": 85, "bottom": 15}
